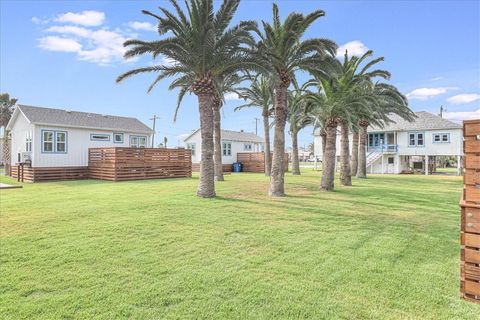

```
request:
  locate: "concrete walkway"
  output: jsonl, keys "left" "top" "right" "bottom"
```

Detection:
{"left": 0, "top": 183, "right": 22, "bottom": 189}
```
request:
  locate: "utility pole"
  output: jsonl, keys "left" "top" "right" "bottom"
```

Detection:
{"left": 150, "top": 115, "right": 160, "bottom": 148}
{"left": 254, "top": 117, "right": 260, "bottom": 135}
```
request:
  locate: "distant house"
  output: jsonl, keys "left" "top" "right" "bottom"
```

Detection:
{"left": 183, "top": 128, "right": 264, "bottom": 166}
{"left": 314, "top": 111, "right": 463, "bottom": 174}
{"left": 6, "top": 105, "right": 152, "bottom": 169}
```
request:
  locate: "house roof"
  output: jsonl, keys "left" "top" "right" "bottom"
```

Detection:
{"left": 8, "top": 104, "right": 152, "bottom": 134}
{"left": 184, "top": 128, "right": 264, "bottom": 143}
{"left": 369, "top": 111, "right": 462, "bottom": 132}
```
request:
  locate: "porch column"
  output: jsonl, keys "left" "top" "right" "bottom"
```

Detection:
{"left": 457, "top": 155, "right": 462, "bottom": 176}
{"left": 425, "top": 155, "right": 429, "bottom": 175}
{"left": 381, "top": 155, "right": 384, "bottom": 174}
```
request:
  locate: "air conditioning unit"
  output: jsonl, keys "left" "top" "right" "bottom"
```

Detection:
{"left": 18, "top": 152, "right": 32, "bottom": 163}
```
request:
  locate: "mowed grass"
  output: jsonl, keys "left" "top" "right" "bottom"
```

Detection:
{"left": 1, "top": 170, "right": 479, "bottom": 319}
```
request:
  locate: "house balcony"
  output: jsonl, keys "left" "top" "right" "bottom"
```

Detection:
{"left": 367, "top": 144, "right": 398, "bottom": 153}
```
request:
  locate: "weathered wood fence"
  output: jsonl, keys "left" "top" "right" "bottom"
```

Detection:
{"left": 460, "top": 119, "right": 480, "bottom": 304}
{"left": 88, "top": 147, "right": 192, "bottom": 181}
{"left": 237, "top": 152, "right": 288, "bottom": 173}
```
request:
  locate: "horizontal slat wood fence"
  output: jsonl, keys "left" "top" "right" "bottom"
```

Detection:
{"left": 88, "top": 147, "right": 192, "bottom": 181}
{"left": 192, "top": 163, "right": 232, "bottom": 173}
{"left": 237, "top": 152, "right": 288, "bottom": 173}
{"left": 11, "top": 165, "right": 88, "bottom": 182}
{"left": 460, "top": 119, "right": 480, "bottom": 303}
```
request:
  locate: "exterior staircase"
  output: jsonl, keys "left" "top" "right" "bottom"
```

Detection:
{"left": 366, "top": 151, "right": 383, "bottom": 168}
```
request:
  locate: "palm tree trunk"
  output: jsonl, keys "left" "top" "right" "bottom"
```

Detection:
{"left": 350, "top": 129, "right": 359, "bottom": 177}
{"left": 357, "top": 124, "right": 368, "bottom": 178}
{"left": 339, "top": 121, "right": 351, "bottom": 186}
{"left": 291, "top": 127, "right": 300, "bottom": 175}
{"left": 197, "top": 94, "right": 216, "bottom": 198}
{"left": 213, "top": 103, "right": 224, "bottom": 182}
{"left": 320, "top": 128, "right": 326, "bottom": 171}
{"left": 263, "top": 107, "right": 271, "bottom": 176}
{"left": 269, "top": 85, "right": 287, "bottom": 196}
{"left": 321, "top": 122, "right": 337, "bottom": 191}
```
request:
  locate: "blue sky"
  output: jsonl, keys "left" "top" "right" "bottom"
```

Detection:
{"left": 1, "top": 0, "right": 479, "bottom": 148}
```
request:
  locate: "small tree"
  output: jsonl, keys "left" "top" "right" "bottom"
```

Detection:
{"left": 0, "top": 93, "right": 17, "bottom": 172}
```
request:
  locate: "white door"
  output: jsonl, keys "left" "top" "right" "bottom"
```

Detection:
{"left": 387, "top": 157, "right": 395, "bottom": 173}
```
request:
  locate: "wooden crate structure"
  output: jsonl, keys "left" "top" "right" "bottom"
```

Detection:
{"left": 460, "top": 119, "right": 480, "bottom": 303}
{"left": 11, "top": 165, "right": 88, "bottom": 182}
{"left": 237, "top": 152, "right": 289, "bottom": 173}
{"left": 88, "top": 147, "right": 192, "bottom": 181}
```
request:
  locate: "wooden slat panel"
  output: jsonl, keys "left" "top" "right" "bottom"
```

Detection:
{"left": 463, "top": 233, "right": 480, "bottom": 248}
{"left": 464, "top": 169, "right": 480, "bottom": 185}
{"left": 463, "top": 279, "right": 480, "bottom": 297}
{"left": 464, "top": 119, "right": 480, "bottom": 137}
{"left": 465, "top": 156, "right": 480, "bottom": 170}
{"left": 463, "top": 248, "right": 480, "bottom": 264}
{"left": 465, "top": 186, "right": 480, "bottom": 205}
{"left": 465, "top": 137, "right": 480, "bottom": 153}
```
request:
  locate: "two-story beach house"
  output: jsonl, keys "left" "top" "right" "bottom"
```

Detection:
{"left": 314, "top": 111, "right": 463, "bottom": 174}
{"left": 5, "top": 104, "right": 152, "bottom": 175}
{"left": 183, "top": 128, "right": 264, "bottom": 170}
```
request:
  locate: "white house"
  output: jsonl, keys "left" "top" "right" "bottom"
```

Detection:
{"left": 314, "top": 111, "right": 463, "bottom": 174}
{"left": 183, "top": 128, "right": 264, "bottom": 165}
{"left": 6, "top": 104, "right": 152, "bottom": 168}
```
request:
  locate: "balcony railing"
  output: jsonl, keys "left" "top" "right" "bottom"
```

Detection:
{"left": 367, "top": 144, "right": 398, "bottom": 153}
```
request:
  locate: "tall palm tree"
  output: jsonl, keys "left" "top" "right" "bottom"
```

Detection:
{"left": 257, "top": 4, "right": 336, "bottom": 196}
{"left": 116, "top": 0, "right": 257, "bottom": 198}
{"left": 287, "top": 83, "right": 313, "bottom": 175}
{"left": 236, "top": 75, "right": 274, "bottom": 176}
{"left": 212, "top": 73, "right": 244, "bottom": 181}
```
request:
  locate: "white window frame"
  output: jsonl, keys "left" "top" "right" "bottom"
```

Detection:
{"left": 432, "top": 133, "right": 450, "bottom": 143}
{"left": 90, "top": 133, "right": 110, "bottom": 141}
{"left": 25, "top": 131, "right": 32, "bottom": 152}
{"left": 55, "top": 131, "right": 67, "bottom": 153}
{"left": 113, "top": 133, "right": 124, "bottom": 144}
{"left": 222, "top": 142, "right": 232, "bottom": 157}
{"left": 130, "top": 135, "right": 147, "bottom": 148}
{"left": 186, "top": 143, "right": 196, "bottom": 156}
{"left": 42, "top": 130, "right": 54, "bottom": 153}
{"left": 244, "top": 143, "right": 253, "bottom": 151}
{"left": 408, "top": 132, "right": 425, "bottom": 147}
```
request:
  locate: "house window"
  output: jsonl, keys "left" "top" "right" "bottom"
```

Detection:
{"left": 222, "top": 142, "right": 232, "bottom": 156}
{"left": 25, "top": 131, "right": 32, "bottom": 152}
{"left": 113, "top": 133, "right": 124, "bottom": 143}
{"left": 56, "top": 132, "right": 67, "bottom": 153}
{"left": 388, "top": 157, "right": 394, "bottom": 164}
{"left": 244, "top": 143, "right": 252, "bottom": 151}
{"left": 408, "top": 132, "right": 424, "bottom": 147}
{"left": 186, "top": 143, "right": 196, "bottom": 156}
{"left": 130, "top": 135, "right": 147, "bottom": 148}
{"left": 42, "top": 130, "right": 67, "bottom": 153}
{"left": 433, "top": 133, "right": 450, "bottom": 143}
{"left": 42, "top": 130, "right": 54, "bottom": 152}
{"left": 90, "top": 134, "right": 110, "bottom": 141}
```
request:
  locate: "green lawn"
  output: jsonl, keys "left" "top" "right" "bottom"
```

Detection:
{"left": 1, "top": 171, "right": 478, "bottom": 319}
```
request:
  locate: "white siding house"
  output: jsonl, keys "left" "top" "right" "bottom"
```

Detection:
{"left": 6, "top": 105, "right": 152, "bottom": 168}
{"left": 183, "top": 129, "right": 264, "bottom": 165}
{"left": 314, "top": 111, "right": 463, "bottom": 174}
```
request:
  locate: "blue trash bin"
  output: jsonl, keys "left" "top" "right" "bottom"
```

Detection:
{"left": 232, "top": 162, "right": 242, "bottom": 173}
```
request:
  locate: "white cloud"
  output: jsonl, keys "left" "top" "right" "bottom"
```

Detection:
{"left": 429, "top": 76, "right": 444, "bottom": 81}
{"left": 336, "top": 40, "right": 369, "bottom": 58}
{"left": 55, "top": 11, "right": 105, "bottom": 27}
{"left": 127, "top": 21, "right": 157, "bottom": 32}
{"left": 32, "top": 17, "right": 49, "bottom": 25}
{"left": 406, "top": 87, "right": 455, "bottom": 100}
{"left": 40, "top": 23, "right": 132, "bottom": 66}
{"left": 446, "top": 93, "right": 480, "bottom": 105}
{"left": 38, "top": 36, "right": 82, "bottom": 52}
{"left": 225, "top": 92, "right": 241, "bottom": 101}
{"left": 443, "top": 109, "right": 480, "bottom": 121}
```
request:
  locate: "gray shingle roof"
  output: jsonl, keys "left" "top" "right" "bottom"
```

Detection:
{"left": 17, "top": 105, "right": 152, "bottom": 134}
{"left": 184, "top": 128, "right": 264, "bottom": 143}
{"left": 370, "top": 111, "right": 462, "bottom": 132}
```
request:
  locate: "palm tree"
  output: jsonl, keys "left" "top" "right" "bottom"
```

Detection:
{"left": 116, "top": 0, "right": 257, "bottom": 198}
{"left": 212, "top": 73, "right": 244, "bottom": 182}
{"left": 236, "top": 75, "right": 274, "bottom": 176}
{"left": 257, "top": 4, "right": 336, "bottom": 196}
{"left": 287, "top": 83, "right": 313, "bottom": 175}
{"left": 350, "top": 128, "right": 359, "bottom": 176}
